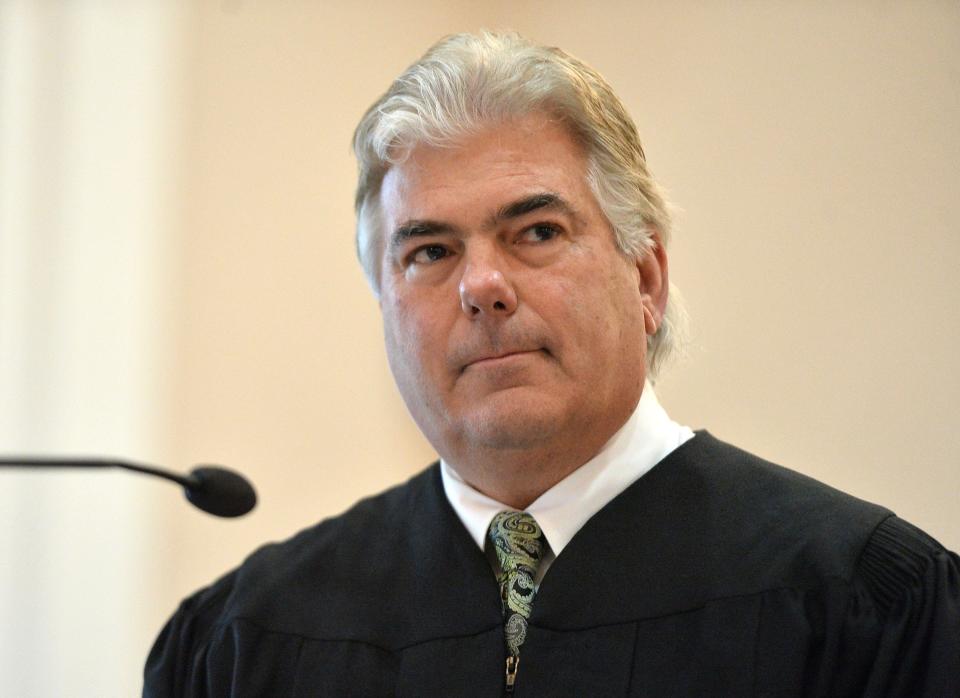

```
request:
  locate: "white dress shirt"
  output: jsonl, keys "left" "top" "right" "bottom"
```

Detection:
{"left": 440, "top": 382, "right": 694, "bottom": 579}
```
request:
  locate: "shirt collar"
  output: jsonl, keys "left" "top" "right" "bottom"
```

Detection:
{"left": 440, "top": 382, "right": 694, "bottom": 555}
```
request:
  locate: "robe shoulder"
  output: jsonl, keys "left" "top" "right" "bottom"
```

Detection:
{"left": 147, "top": 462, "right": 466, "bottom": 645}
{"left": 671, "top": 432, "right": 896, "bottom": 592}
{"left": 536, "top": 432, "right": 953, "bottom": 616}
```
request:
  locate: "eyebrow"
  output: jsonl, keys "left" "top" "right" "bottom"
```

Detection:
{"left": 390, "top": 220, "right": 456, "bottom": 249}
{"left": 389, "top": 192, "right": 576, "bottom": 249}
{"left": 493, "top": 192, "right": 573, "bottom": 222}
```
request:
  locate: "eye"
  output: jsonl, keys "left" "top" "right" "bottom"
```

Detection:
{"left": 409, "top": 244, "right": 450, "bottom": 265}
{"left": 518, "top": 223, "right": 560, "bottom": 244}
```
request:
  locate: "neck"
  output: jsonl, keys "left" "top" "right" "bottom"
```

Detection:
{"left": 444, "top": 411, "right": 631, "bottom": 509}
{"left": 459, "top": 454, "right": 581, "bottom": 510}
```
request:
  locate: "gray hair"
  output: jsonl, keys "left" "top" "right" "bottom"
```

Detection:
{"left": 352, "top": 31, "right": 687, "bottom": 377}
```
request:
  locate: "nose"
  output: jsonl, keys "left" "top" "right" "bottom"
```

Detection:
{"left": 458, "top": 251, "right": 518, "bottom": 318}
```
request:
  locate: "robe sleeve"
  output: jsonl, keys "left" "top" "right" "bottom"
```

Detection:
{"left": 851, "top": 516, "right": 960, "bottom": 697}
{"left": 142, "top": 579, "right": 233, "bottom": 698}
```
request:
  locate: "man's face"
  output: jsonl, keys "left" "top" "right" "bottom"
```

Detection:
{"left": 377, "top": 114, "right": 665, "bottom": 469}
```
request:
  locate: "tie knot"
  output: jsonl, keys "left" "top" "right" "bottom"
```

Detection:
{"left": 488, "top": 510, "right": 545, "bottom": 575}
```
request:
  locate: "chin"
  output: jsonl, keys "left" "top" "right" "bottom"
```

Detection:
{"left": 460, "top": 395, "right": 564, "bottom": 451}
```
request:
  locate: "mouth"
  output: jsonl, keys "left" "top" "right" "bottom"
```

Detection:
{"left": 461, "top": 348, "right": 548, "bottom": 373}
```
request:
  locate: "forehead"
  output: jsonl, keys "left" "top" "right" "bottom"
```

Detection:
{"left": 378, "top": 115, "right": 594, "bottom": 224}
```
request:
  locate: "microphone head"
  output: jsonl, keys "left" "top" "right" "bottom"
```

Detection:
{"left": 185, "top": 466, "right": 257, "bottom": 517}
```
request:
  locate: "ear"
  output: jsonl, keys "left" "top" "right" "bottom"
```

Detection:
{"left": 636, "top": 229, "right": 669, "bottom": 336}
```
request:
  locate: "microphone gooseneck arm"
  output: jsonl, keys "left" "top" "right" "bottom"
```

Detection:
{"left": 0, "top": 458, "right": 257, "bottom": 518}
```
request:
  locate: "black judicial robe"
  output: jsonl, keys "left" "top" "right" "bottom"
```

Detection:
{"left": 144, "top": 433, "right": 960, "bottom": 696}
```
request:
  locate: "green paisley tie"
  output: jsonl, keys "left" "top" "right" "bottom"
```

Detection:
{"left": 488, "top": 510, "right": 546, "bottom": 690}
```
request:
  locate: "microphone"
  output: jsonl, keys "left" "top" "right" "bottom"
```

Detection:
{"left": 0, "top": 458, "right": 257, "bottom": 517}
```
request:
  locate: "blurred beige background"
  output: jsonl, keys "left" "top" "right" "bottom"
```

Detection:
{"left": 1, "top": 1, "right": 957, "bottom": 696}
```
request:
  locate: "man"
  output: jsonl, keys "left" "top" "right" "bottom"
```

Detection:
{"left": 145, "top": 32, "right": 959, "bottom": 696}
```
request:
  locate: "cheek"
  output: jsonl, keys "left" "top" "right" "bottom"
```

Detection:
{"left": 562, "top": 267, "right": 645, "bottom": 356}
{"left": 382, "top": 296, "right": 439, "bottom": 378}
{"left": 383, "top": 304, "right": 415, "bottom": 365}
{"left": 554, "top": 259, "right": 632, "bottom": 326}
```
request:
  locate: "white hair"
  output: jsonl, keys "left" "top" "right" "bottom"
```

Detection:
{"left": 352, "top": 31, "right": 687, "bottom": 377}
